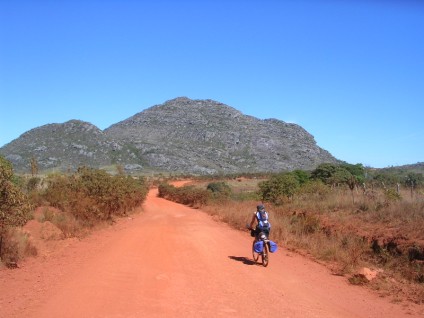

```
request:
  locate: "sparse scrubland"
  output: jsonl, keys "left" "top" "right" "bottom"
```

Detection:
{"left": 160, "top": 163, "right": 424, "bottom": 304}
{"left": 0, "top": 156, "right": 148, "bottom": 267}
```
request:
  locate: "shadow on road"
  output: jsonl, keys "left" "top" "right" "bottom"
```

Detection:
{"left": 228, "top": 256, "right": 256, "bottom": 266}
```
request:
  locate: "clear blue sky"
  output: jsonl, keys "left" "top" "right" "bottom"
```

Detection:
{"left": 1, "top": 0, "right": 423, "bottom": 168}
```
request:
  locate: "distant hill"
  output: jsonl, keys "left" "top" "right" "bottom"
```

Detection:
{"left": 0, "top": 97, "right": 338, "bottom": 174}
{"left": 376, "top": 162, "right": 424, "bottom": 175}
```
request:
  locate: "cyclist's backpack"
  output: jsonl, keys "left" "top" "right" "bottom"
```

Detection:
{"left": 254, "top": 240, "right": 264, "bottom": 253}
{"left": 256, "top": 210, "right": 270, "bottom": 230}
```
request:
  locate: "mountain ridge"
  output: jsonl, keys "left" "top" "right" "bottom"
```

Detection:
{"left": 1, "top": 97, "right": 338, "bottom": 174}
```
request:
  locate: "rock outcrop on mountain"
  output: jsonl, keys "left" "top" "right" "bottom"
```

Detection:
{"left": 0, "top": 97, "right": 338, "bottom": 174}
{"left": 104, "top": 97, "right": 337, "bottom": 174}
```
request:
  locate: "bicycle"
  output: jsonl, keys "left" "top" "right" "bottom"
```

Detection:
{"left": 249, "top": 227, "right": 270, "bottom": 267}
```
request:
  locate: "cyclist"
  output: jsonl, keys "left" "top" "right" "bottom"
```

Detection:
{"left": 249, "top": 204, "right": 271, "bottom": 238}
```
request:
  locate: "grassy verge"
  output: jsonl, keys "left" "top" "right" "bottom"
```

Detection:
{"left": 165, "top": 178, "right": 424, "bottom": 304}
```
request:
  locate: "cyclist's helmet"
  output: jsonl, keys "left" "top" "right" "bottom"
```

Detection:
{"left": 257, "top": 204, "right": 265, "bottom": 211}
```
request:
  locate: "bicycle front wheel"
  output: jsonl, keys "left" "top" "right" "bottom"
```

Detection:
{"left": 261, "top": 242, "right": 269, "bottom": 267}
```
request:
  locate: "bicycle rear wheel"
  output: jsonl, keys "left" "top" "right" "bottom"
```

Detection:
{"left": 261, "top": 242, "right": 269, "bottom": 267}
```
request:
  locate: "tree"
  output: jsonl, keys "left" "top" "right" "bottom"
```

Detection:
{"left": 341, "top": 163, "right": 365, "bottom": 180}
{"left": 340, "top": 164, "right": 366, "bottom": 203}
{"left": 372, "top": 173, "right": 400, "bottom": 189}
{"left": 327, "top": 167, "right": 351, "bottom": 186}
{"left": 258, "top": 173, "right": 300, "bottom": 204}
{"left": 344, "top": 163, "right": 365, "bottom": 183}
{"left": 292, "top": 169, "right": 310, "bottom": 185}
{"left": 30, "top": 157, "right": 38, "bottom": 176}
{"left": 312, "top": 163, "right": 366, "bottom": 203}
{"left": 404, "top": 173, "right": 423, "bottom": 198}
{"left": 311, "top": 163, "right": 339, "bottom": 184}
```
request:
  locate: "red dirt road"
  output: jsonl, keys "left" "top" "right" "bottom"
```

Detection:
{"left": 1, "top": 188, "right": 423, "bottom": 318}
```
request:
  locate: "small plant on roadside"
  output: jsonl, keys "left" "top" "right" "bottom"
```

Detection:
{"left": 0, "top": 228, "right": 37, "bottom": 266}
{"left": 384, "top": 188, "right": 402, "bottom": 202}
{"left": 348, "top": 274, "right": 369, "bottom": 285}
{"left": 207, "top": 181, "right": 232, "bottom": 200}
{"left": 52, "top": 212, "right": 84, "bottom": 238}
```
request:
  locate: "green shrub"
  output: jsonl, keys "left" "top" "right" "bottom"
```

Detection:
{"left": 207, "top": 181, "right": 232, "bottom": 199}
{"left": 258, "top": 172, "right": 300, "bottom": 204}
{"left": 0, "top": 181, "right": 32, "bottom": 229}
{"left": 0, "top": 156, "right": 32, "bottom": 263}
{"left": 42, "top": 167, "right": 148, "bottom": 226}
{"left": 0, "top": 155, "right": 13, "bottom": 180}
{"left": 26, "top": 177, "right": 41, "bottom": 192}
{"left": 42, "top": 173, "right": 71, "bottom": 210}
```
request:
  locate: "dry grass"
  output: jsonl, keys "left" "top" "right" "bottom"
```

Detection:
{"left": 202, "top": 200, "right": 255, "bottom": 230}
{"left": 36, "top": 207, "right": 85, "bottom": 238}
{"left": 0, "top": 228, "right": 37, "bottom": 266}
{"left": 194, "top": 179, "right": 424, "bottom": 304}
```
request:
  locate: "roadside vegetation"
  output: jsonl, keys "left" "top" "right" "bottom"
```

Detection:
{"left": 2, "top": 152, "right": 423, "bottom": 303}
{"left": 160, "top": 163, "right": 424, "bottom": 304}
{"left": 0, "top": 156, "right": 149, "bottom": 267}
{"left": 158, "top": 183, "right": 209, "bottom": 208}
{"left": 0, "top": 156, "right": 33, "bottom": 267}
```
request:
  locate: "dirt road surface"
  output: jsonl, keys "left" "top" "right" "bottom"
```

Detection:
{"left": 1, "top": 187, "right": 423, "bottom": 318}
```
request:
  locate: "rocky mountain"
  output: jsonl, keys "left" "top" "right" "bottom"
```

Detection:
{"left": 0, "top": 97, "right": 338, "bottom": 174}
{"left": 0, "top": 120, "right": 142, "bottom": 173}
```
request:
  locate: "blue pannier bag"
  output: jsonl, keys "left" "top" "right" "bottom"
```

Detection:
{"left": 254, "top": 241, "right": 264, "bottom": 253}
{"left": 268, "top": 241, "right": 278, "bottom": 253}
